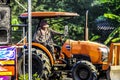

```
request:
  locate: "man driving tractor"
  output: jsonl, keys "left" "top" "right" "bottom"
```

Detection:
{"left": 33, "top": 19, "right": 63, "bottom": 56}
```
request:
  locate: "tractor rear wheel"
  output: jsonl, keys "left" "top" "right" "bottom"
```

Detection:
{"left": 72, "top": 60, "right": 98, "bottom": 80}
{"left": 18, "top": 48, "right": 51, "bottom": 79}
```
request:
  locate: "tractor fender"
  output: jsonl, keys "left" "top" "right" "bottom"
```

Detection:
{"left": 32, "top": 42, "right": 54, "bottom": 66}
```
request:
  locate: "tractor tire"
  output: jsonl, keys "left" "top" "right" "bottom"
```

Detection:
{"left": 18, "top": 48, "right": 51, "bottom": 79}
{"left": 72, "top": 60, "right": 98, "bottom": 80}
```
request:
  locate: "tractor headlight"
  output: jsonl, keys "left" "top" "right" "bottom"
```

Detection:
{"left": 99, "top": 47, "right": 109, "bottom": 62}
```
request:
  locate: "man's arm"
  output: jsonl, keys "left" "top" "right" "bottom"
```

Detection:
{"left": 50, "top": 28, "right": 63, "bottom": 35}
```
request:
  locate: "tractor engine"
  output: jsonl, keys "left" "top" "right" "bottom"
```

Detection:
{"left": 61, "top": 39, "right": 109, "bottom": 64}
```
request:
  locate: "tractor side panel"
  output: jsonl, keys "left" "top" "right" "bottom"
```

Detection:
{"left": 62, "top": 39, "right": 102, "bottom": 63}
{"left": 71, "top": 41, "right": 102, "bottom": 63}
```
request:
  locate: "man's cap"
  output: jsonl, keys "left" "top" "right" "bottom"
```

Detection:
{"left": 40, "top": 20, "right": 49, "bottom": 27}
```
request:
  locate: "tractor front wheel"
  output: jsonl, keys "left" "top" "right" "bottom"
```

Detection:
{"left": 72, "top": 60, "right": 98, "bottom": 80}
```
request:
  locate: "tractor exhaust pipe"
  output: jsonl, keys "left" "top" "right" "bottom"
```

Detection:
{"left": 85, "top": 10, "right": 89, "bottom": 41}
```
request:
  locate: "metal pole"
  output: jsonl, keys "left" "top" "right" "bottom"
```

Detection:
{"left": 23, "top": 26, "right": 26, "bottom": 80}
{"left": 85, "top": 10, "right": 89, "bottom": 41}
{"left": 28, "top": 0, "right": 32, "bottom": 80}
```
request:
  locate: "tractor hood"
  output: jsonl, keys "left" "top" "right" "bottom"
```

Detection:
{"left": 62, "top": 39, "right": 109, "bottom": 63}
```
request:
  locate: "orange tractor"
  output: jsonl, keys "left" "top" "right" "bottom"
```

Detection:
{"left": 17, "top": 12, "right": 111, "bottom": 80}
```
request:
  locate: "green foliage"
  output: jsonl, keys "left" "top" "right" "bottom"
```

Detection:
{"left": 112, "top": 38, "right": 120, "bottom": 42}
{"left": 18, "top": 74, "right": 28, "bottom": 80}
{"left": 90, "top": 35, "right": 101, "bottom": 41}
{"left": 104, "top": 13, "right": 120, "bottom": 22}
{"left": 104, "top": 27, "right": 120, "bottom": 45}
{"left": 12, "top": 17, "right": 19, "bottom": 31}
{"left": 18, "top": 73, "right": 41, "bottom": 80}
{"left": 11, "top": 0, "right": 120, "bottom": 44}
{"left": 92, "top": 0, "right": 120, "bottom": 45}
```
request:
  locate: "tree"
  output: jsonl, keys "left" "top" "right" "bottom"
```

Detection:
{"left": 95, "top": 0, "right": 120, "bottom": 45}
{"left": 86, "top": 0, "right": 120, "bottom": 45}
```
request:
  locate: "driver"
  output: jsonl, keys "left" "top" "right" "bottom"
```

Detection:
{"left": 33, "top": 19, "right": 63, "bottom": 54}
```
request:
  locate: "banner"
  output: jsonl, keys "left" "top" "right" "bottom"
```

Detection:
{"left": 0, "top": 46, "right": 17, "bottom": 80}
{"left": 0, "top": 46, "right": 16, "bottom": 60}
